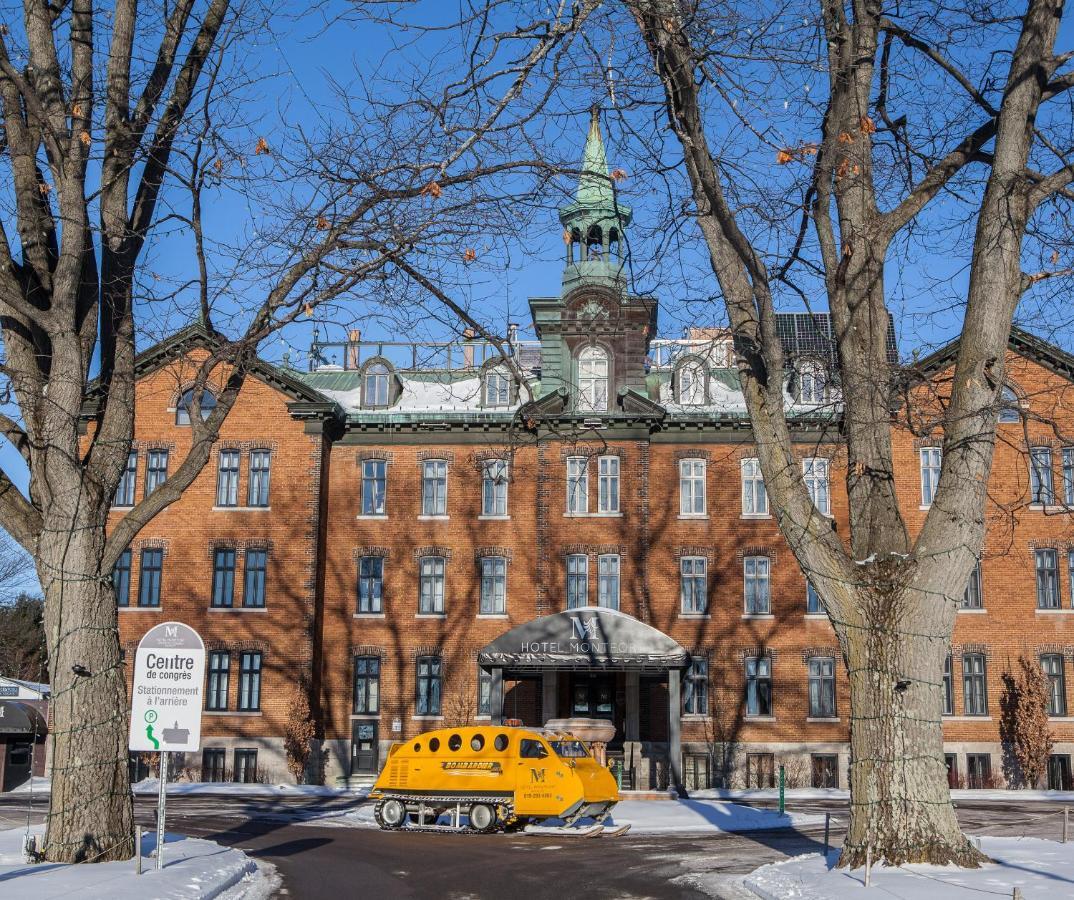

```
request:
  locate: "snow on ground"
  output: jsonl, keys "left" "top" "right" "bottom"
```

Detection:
{"left": 0, "top": 824, "right": 277, "bottom": 900}
{"left": 131, "top": 779, "right": 366, "bottom": 799}
{"left": 690, "top": 786, "right": 1074, "bottom": 804}
{"left": 320, "top": 798, "right": 823, "bottom": 834}
{"left": 6, "top": 777, "right": 51, "bottom": 795}
{"left": 741, "top": 837, "right": 1074, "bottom": 899}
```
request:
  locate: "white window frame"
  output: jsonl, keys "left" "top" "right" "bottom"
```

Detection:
{"left": 577, "top": 345, "right": 609, "bottom": 412}
{"left": 479, "top": 556, "right": 507, "bottom": 615}
{"left": 743, "top": 555, "right": 771, "bottom": 615}
{"left": 484, "top": 369, "right": 511, "bottom": 407}
{"left": 679, "top": 458, "right": 706, "bottom": 516}
{"left": 920, "top": 447, "right": 942, "bottom": 507}
{"left": 361, "top": 459, "right": 387, "bottom": 517}
{"left": 363, "top": 363, "right": 390, "bottom": 407}
{"left": 802, "top": 457, "right": 830, "bottom": 516}
{"left": 481, "top": 459, "right": 509, "bottom": 518}
{"left": 740, "top": 458, "right": 768, "bottom": 517}
{"left": 678, "top": 361, "right": 706, "bottom": 405}
{"left": 421, "top": 459, "right": 448, "bottom": 517}
{"left": 798, "top": 359, "right": 828, "bottom": 404}
{"left": 566, "top": 554, "right": 588, "bottom": 609}
{"left": 418, "top": 556, "right": 446, "bottom": 614}
{"left": 680, "top": 556, "right": 707, "bottom": 615}
{"left": 1030, "top": 446, "right": 1055, "bottom": 506}
{"left": 566, "top": 457, "right": 589, "bottom": 514}
{"left": 597, "top": 554, "right": 620, "bottom": 610}
{"left": 598, "top": 456, "right": 620, "bottom": 514}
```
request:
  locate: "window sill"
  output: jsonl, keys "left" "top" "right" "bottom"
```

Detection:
{"left": 679, "top": 613, "right": 711, "bottom": 619}
{"left": 1047, "top": 716, "right": 1074, "bottom": 722}
{"left": 919, "top": 504, "right": 932, "bottom": 511}
{"left": 564, "top": 512, "right": 623, "bottom": 518}
{"left": 211, "top": 506, "right": 271, "bottom": 512}
{"left": 744, "top": 716, "right": 777, "bottom": 723}
{"left": 957, "top": 608, "right": 987, "bottom": 614}
{"left": 1029, "top": 504, "right": 1064, "bottom": 512}
{"left": 349, "top": 713, "right": 381, "bottom": 720}
{"left": 412, "top": 715, "right": 445, "bottom": 721}
{"left": 477, "top": 614, "right": 509, "bottom": 619}
{"left": 478, "top": 515, "right": 511, "bottom": 521}
{"left": 111, "top": 504, "right": 134, "bottom": 510}
{"left": 120, "top": 607, "right": 160, "bottom": 612}
{"left": 806, "top": 717, "right": 841, "bottom": 723}
{"left": 416, "top": 613, "right": 447, "bottom": 619}
{"left": 681, "top": 715, "right": 712, "bottom": 722}
{"left": 943, "top": 715, "right": 992, "bottom": 721}
{"left": 677, "top": 514, "right": 709, "bottom": 521}
{"left": 804, "top": 613, "right": 828, "bottom": 620}
{"left": 208, "top": 607, "right": 267, "bottom": 613}
{"left": 205, "top": 711, "right": 263, "bottom": 717}
{"left": 1035, "top": 608, "right": 1074, "bottom": 614}
{"left": 741, "top": 613, "right": 774, "bottom": 620}
{"left": 357, "top": 514, "right": 388, "bottom": 520}
{"left": 354, "top": 613, "right": 385, "bottom": 619}
{"left": 417, "top": 515, "right": 450, "bottom": 521}
{"left": 740, "top": 513, "right": 771, "bottom": 520}
{"left": 474, "top": 715, "right": 492, "bottom": 721}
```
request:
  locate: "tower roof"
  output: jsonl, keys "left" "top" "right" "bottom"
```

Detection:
{"left": 576, "top": 106, "right": 614, "bottom": 208}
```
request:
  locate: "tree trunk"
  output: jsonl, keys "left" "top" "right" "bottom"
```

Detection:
{"left": 39, "top": 517, "right": 133, "bottom": 863}
{"left": 838, "top": 570, "right": 985, "bottom": 867}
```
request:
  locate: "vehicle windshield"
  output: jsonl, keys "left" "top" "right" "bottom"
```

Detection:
{"left": 549, "top": 740, "right": 590, "bottom": 758}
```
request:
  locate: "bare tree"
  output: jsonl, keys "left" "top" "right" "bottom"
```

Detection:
{"left": 0, "top": 0, "right": 598, "bottom": 862}
{"left": 623, "top": 0, "right": 1074, "bottom": 867}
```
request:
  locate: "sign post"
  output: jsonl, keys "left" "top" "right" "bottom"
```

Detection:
{"left": 128, "top": 622, "right": 205, "bottom": 871}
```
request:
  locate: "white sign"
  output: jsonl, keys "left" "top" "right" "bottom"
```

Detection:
{"left": 392, "top": 718, "right": 402, "bottom": 733}
{"left": 128, "top": 622, "right": 205, "bottom": 753}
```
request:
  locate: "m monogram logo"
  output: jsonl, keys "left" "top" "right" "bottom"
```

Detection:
{"left": 571, "top": 616, "right": 600, "bottom": 640}
{"left": 165, "top": 626, "right": 178, "bottom": 638}
{"left": 530, "top": 768, "right": 546, "bottom": 783}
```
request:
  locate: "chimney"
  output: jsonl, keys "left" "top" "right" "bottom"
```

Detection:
{"left": 347, "top": 328, "right": 361, "bottom": 370}
{"left": 462, "top": 327, "right": 477, "bottom": 368}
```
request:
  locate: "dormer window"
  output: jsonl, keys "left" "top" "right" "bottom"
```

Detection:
{"left": 998, "top": 385, "right": 1022, "bottom": 423}
{"left": 677, "top": 360, "right": 706, "bottom": 405}
{"left": 797, "top": 359, "right": 828, "bottom": 404}
{"left": 176, "top": 387, "right": 216, "bottom": 425}
{"left": 363, "top": 362, "right": 390, "bottom": 407}
{"left": 577, "top": 345, "right": 609, "bottom": 411}
{"left": 484, "top": 369, "right": 511, "bottom": 407}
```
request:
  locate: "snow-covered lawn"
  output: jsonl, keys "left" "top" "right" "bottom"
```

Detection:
{"left": 742, "top": 836, "right": 1074, "bottom": 899}
{"left": 690, "top": 786, "right": 1074, "bottom": 804}
{"left": 321, "top": 797, "right": 823, "bottom": 834}
{"left": 5, "top": 777, "right": 50, "bottom": 795}
{"left": 131, "top": 779, "right": 364, "bottom": 799}
{"left": 0, "top": 825, "right": 277, "bottom": 900}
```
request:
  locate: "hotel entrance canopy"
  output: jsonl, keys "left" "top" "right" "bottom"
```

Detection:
{"left": 478, "top": 607, "right": 688, "bottom": 671}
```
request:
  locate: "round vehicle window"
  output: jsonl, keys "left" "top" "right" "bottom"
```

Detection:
{"left": 413, "top": 743, "right": 421, "bottom": 752}
{"left": 448, "top": 733, "right": 462, "bottom": 751}
{"left": 429, "top": 737, "right": 440, "bottom": 752}
{"left": 494, "top": 733, "right": 509, "bottom": 751}
{"left": 470, "top": 734, "right": 485, "bottom": 751}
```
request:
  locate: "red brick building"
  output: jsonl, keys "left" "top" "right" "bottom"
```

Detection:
{"left": 110, "top": 117, "right": 1074, "bottom": 793}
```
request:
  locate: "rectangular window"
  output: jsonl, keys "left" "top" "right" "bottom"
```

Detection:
{"left": 233, "top": 749, "right": 258, "bottom": 784}
{"left": 746, "top": 753, "right": 775, "bottom": 789}
{"left": 361, "top": 460, "right": 387, "bottom": 516}
{"left": 416, "top": 656, "right": 442, "bottom": 716}
{"left": 243, "top": 550, "right": 267, "bottom": 608}
{"left": 683, "top": 656, "right": 708, "bottom": 716}
{"left": 679, "top": 458, "right": 706, "bottom": 515}
{"left": 206, "top": 651, "right": 230, "bottom": 711}
{"left": 1030, "top": 447, "right": 1055, "bottom": 505}
{"left": 806, "top": 581, "right": 822, "bottom": 614}
{"left": 1042, "top": 654, "right": 1067, "bottom": 717}
{"left": 216, "top": 450, "right": 240, "bottom": 507}
{"left": 566, "top": 555, "right": 588, "bottom": 609}
{"left": 114, "top": 451, "right": 137, "bottom": 507}
{"left": 477, "top": 667, "right": 492, "bottom": 717}
{"left": 238, "top": 651, "right": 262, "bottom": 712}
{"left": 419, "top": 556, "right": 446, "bottom": 614}
{"left": 566, "top": 457, "right": 588, "bottom": 514}
{"left": 962, "top": 653, "right": 988, "bottom": 716}
{"left": 745, "top": 656, "right": 772, "bottom": 717}
{"left": 1063, "top": 448, "right": 1074, "bottom": 506}
{"left": 353, "top": 656, "right": 380, "bottom": 714}
{"left": 808, "top": 657, "right": 837, "bottom": 718}
{"left": 961, "top": 562, "right": 983, "bottom": 609}
{"left": 681, "top": 557, "right": 707, "bottom": 614}
{"left": 811, "top": 755, "right": 839, "bottom": 789}
{"left": 598, "top": 456, "right": 619, "bottom": 513}
{"left": 421, "top": 460, "right": 448, "bottom": 516}
{"left": 1070, "top": 550, "right": 1074, "bottom": 610}
{"left": 480, "top": 556, "right": 507, "bottom": 614}
{"left": 202, "top": 748, "right": 226, "bottom": 782}
{"left": 597, "top": 554, "right": 620, "bottom": 609}
{"left": 211, "top": 548, "right": 236, "bottom": 608}
{"left": 1036, "top": 549, "right": 1060, "bottom": 609}
{"left": 803, "top": 458, "right": 831, "bottom": 516}
{"left": 741, "top": 458, "right": 768, "bottom": 516}
{"left": 942, "top": 654, "right": 953, "bottom": 716}
{"left": 357, "top": 556, "right": 384, "bottom": 614}
{"left": 920, "top": 447, "right": 942, "bottom": 507}
{"left": 113, "top": 550, "right": 131, "bottom": 607}
{"left": 138, "top": 548, "right": 163, "bottom": 607}
{"left": 248, "top": 450, "right": 271, "bottom": 507}
{"left": 744, "top": 556, "right": 771, "bottom": 615}
{"left": 481, "top": 459, "right": 508, "bottom": 517}
{"left": 966, "top": 753, "right": 991, "bottom": 789}
{"left": 145, "top": 449, "right": 169, "bottom": 496}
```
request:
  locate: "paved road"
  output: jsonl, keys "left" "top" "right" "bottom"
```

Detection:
{"left": 1, "top": 793, "right": 1070, "bottom": 899}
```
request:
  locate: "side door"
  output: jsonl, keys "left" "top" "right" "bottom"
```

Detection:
{"left": 352, "top": 721, "right": 379, "bottom": 774}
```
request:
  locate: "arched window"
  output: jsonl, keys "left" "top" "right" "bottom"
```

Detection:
{"left": 608, "top": 228, "right": 620, "bottom": 260}
{"left": 484, "top": 369, "right": 511, "bottom": 407}
{"left": 998, "top": 385, "right": 1022, "bottom": 423}
{"left": 577, "top": 345, "right": 609, "bottom": 411}
{"left": 586, "top": 225, "right": 603, "bottom": 260}
{"left": 363, "top": 362, "right": 390, "bottom": 407}
{"left": 677, "top": 361, "right": 706, "bottom": 405}
{"left": 176, "top": 387, "right": 216, "bottom": 425}
{"left": 797, "top": 359, "right": 828, "bottom": 404}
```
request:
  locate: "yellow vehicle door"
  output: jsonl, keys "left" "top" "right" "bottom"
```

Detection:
{"left": 513, "top": 736, "right": 581, "bottom": 818}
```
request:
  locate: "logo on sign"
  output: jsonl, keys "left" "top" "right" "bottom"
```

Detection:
{"left": 530, "top": 768, "right": 546, "bottom": 783}
{"left": 571, "top": 616, "right": 600, "bottom": 640}
{"left": 166, "top": 625, "right": 178, "bottom": 638}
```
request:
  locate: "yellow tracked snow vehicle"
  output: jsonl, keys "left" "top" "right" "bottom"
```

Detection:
{"left": 369, "top": 724, "right": 626, "bottom": 836}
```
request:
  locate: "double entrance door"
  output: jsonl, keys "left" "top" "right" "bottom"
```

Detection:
{"left": 351, "top": 721, "right": 379, "bottom": 775}
{"left": 569, "top": 674, "right": 624, "bottom": 745}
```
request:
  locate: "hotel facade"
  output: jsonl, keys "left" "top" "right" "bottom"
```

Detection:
{"left": 106, "top": 118, "right": 1074, "bottom": 793}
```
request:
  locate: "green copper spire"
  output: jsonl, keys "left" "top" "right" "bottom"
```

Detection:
{"left": 558, "top": 107, "right": 632, "bottom": 292}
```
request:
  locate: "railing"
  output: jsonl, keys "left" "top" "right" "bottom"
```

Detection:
{"left": 307, "top": 338, "right": 542, "bottom": 373}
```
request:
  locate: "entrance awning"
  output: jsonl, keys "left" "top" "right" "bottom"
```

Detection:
{"left": 0, "top": 701, "right": 47, "bottom": 736}
{"left": 478, "top": 607, "right": 688, "bottom": 671}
